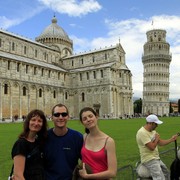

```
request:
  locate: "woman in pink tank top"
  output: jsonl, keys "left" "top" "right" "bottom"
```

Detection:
{"left": 78, "top": 107, "right": 117, "bottom": 180}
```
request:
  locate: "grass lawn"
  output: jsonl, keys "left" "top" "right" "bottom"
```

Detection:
{"left": 0, "top": 116, "right": 180, "bottom": 179}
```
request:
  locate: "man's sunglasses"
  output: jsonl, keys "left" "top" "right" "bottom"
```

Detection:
{"left": 53, "top": 112, "right": 68, "bottom": 117}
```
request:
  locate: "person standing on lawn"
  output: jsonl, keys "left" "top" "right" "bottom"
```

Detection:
{"left": 11, "top": 109, "right": 48, "bottom": 180}
{"left": 43, "top": 103, "right": 83, "bottom": 180}
{"left": 78, "top": 107, "right": 117, "bottom": 179}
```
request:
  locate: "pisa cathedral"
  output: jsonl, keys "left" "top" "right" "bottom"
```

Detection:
{"left": 0, "top": 16, "right": 133, "bottom": 120}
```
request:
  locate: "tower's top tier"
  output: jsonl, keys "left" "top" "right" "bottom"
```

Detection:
{"left": 146, "top": 29, "right": 166, "bottom": 43}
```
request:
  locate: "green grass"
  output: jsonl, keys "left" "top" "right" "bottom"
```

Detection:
{"left": 1, "top": 117, "right": 180, "bottom": 179}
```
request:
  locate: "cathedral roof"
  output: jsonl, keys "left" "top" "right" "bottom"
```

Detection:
{"left": 36, "top": 16, "right": 71, "bottom": 41}
{"left": 119, "top": 64, "right": 129, "bottom": 70}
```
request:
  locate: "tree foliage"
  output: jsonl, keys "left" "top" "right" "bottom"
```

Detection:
{"left": 178, "top": 99, "right": 180, "bottom": 113}
{"left": 169, "top": 102, "right": 173, "bottom": 113}
{"left": 134, "top": 98, "right": 142, "bottom": 114}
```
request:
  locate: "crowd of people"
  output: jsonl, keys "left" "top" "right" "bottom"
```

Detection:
{"left": 10, "top": 103, "right": 179, "bottom": 180}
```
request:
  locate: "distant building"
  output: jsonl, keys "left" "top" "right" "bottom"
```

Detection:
{"left": 0, "top": 16, "right": 133, "bottom": 120}
{"left": 171, "top": 103, "right": 178, "bottom": 113}
{"left": 142, "top": 29, "right": 172, "bottom": 116}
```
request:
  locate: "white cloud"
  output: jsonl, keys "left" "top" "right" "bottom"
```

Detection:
{"left": 70, "top": 35, "right": 90, "bottom": 53}
{"left": 0, "top": 16, "right": 17, "bottom": 29}
{"left": 38, "top": 0, "right": 102, "bottom": 17}
{"left": 71, "top": 15, "right": 180, "bottom": 100}
{"left": 0, "top": 3, "right": 45, "bottom": 29}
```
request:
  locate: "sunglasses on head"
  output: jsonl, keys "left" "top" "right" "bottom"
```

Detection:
{"left": 53, "top": 112, "right": 68, "bottom": 117}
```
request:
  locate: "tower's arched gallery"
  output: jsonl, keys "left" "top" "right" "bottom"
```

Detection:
{"left": 0, "top": 17, "right": 133, "bottom": 119}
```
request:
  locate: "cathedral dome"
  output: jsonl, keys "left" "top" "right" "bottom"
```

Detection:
{"left": 35, "top": 16, "right": 73, "bottom": 52}
{"left": 36, "top": 16, "right": 70, "bottom": 40}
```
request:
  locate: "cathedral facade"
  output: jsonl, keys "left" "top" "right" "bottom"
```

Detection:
{"left": 0, "top": 16, "right": 133, "bottom": 120}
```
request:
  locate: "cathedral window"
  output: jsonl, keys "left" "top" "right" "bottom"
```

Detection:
{"left": 81, "top": 58, "right": 83, "bottom": 64}
{"left": 9, "top": 42, "right": 11, "bottom": 51}
{"left": 48, "top": 70, "right": 51, "bottom": 78}
{"left": 24, "top": 46, "right": 27, "bottom": 54}
{"left": 23, "top": 87, "right": 26, "bottom": 96}
{"left": 86, "top": 72, "right": 89, "bottom": 80}
{"left": 26, "top": 65, "right": 29, "bottom": 74}
{"left": 82, "top": 92, "right": 85, "bottom": 101}
{"left": 0, "top": 38, "right": 1, "bottom": 47}
{"left": 65, "top": 92, "right": 68, "bottom": 99}
{"left": 72, "top": 60, "right": 74, "bottom": 66}
{"left": 8, "top": 61, "right": 10, "bottom": 70}
{"left": 80, "top": 73, "right": 82, "bottom": 81}
{"left": 93, "top": 71, "right": 96, "bottom": 79}
{"left": 17, "top": 63, "right": 20, "bottom": 72}
{"left": 12, "top": 42, "right": 15, "bottom": 51}
{"left": 44, "top": 52, "right": 46, "bottom": 60}
{"left": 39, "top": 89, "right": 42, "bottom": 97}
{"left": 92, "top": 56, "right": 95, "bottom": 62}
{"left": 35, "top": 49, "right": 38, "bottom": 57}
{"left": 53, "top": 90, "right": 56, "bottom": 98}
{"left": 150, "top": 36, "right": 153, "bottom": 42}
{"left": 34, "top": 67, "right": 37, "bottom": 75}
{"left": 105, "top": 53, "right": 107, "bottom": 60}
{"left": 4, "top": 84, "right": 8, "bottom": 94}
{"left": 100, "top": 70, "right": 103, "bottom": 78}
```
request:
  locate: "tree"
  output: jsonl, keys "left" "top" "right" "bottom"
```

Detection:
{"left": 134, "top": 98, "right": 142, "bottom": 114}
{"left": 178, "top": 99, "right": 180, "bottom": 113}
{"left": 169, "top": 102, "right": 173, "bottom": 113}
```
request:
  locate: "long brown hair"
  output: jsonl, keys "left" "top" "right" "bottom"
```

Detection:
{"left": 19, "top": 109, "right": 48, "bottom": 143}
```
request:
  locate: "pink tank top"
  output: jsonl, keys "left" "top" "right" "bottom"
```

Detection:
{"left": 81, "top": 136, "right": 109, "bottom": 173}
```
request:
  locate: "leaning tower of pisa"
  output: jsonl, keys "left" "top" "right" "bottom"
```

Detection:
{"left": 142, "top": 29, "right": 172, "bottom": 116}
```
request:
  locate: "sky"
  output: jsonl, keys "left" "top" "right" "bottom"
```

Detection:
{"left": 0, "top": 0, "right": 180, "bottom": 100}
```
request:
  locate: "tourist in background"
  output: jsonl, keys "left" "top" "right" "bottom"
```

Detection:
{"left": 136, "top": 114, "right": 179, "bottom": 179}
{"left": 79, "top": 107, "right": 117, "bottom": 179}
{"left": 11, "top": 109, "right": 48, "bottom": 180}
